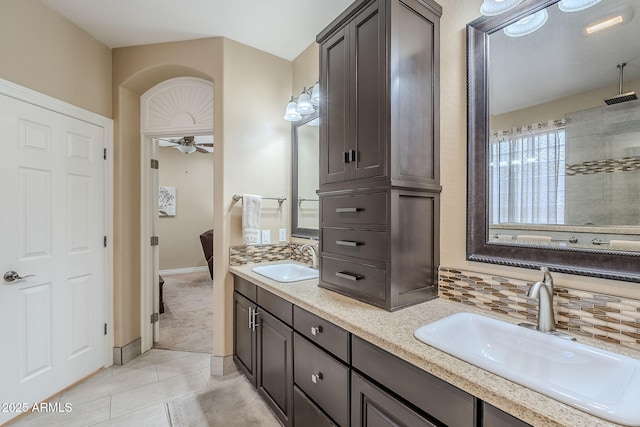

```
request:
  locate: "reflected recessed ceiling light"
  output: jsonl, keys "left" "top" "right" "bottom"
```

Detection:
{"left": 480, "top": 0, "right": 524, "bottom": 16}
{"left": 586, "top": 15, "right": 624, "bottom": 34}
{"left": 558, "top": 0, "right": 601, "bottom": 13}
{"left": 503, "top": 9, "right": 548, "bottom": 37}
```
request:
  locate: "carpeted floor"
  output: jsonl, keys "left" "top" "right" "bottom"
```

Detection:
{"left": 168, "top": 374, "right": 282, "bottom": 426}
{"left": 155, "top": 270, "right": 214, "bottom": 353}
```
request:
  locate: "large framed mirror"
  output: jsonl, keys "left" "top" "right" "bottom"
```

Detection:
{"left": 467, "top": 0, "right": 640, "bottom": 282}
{"left": 291, "top": 112, "right": 319, "bottom": 239}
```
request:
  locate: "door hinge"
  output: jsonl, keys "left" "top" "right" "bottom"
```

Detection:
{"left": 151, "top": 313, "right": 159, "bottom": 323}
{"left": 151, "top": 236, "right": 159, "bottom": 246}
{"left": 104, "top": 236, "right": 107, "bottom": 247}
{"left": 103, "top": 148, "right": 107, "bottom": 160}
{"left": 151, "top": 159, "right": 159, "bottom": 169}
{"left": 104, "top": 323, "right": 108, "bottom": 335}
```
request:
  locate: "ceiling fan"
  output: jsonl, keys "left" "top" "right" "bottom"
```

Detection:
{"left": 157, "top": 136, "right": 214, "bottom": 154}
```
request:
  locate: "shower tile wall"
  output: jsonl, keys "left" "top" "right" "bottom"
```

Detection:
{"left": 565, "top": 98, "right": 640, "bottom": 225}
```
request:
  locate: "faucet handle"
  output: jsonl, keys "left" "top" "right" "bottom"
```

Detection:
{"left": 540, "top": 266, "right": 554, "bottom": 288}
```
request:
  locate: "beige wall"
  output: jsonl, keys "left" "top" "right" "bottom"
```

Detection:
{"left": 158, "top": 148, "right": 214, "bottom": 271}
{"left": 0, "top": 0, "right": 111, "bottom": 117}
{"left": 293, "top": 43, "right": 319, "bottom": 95}
{"left": 492, "top": 77, "right": 640, "bottom": 130}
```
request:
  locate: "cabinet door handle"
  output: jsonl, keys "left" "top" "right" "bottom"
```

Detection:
{"left": 311, "top": 372, "right": 323, "bottom": 383}
{"left": 343, "top": 151, "right": 350, "bottom": 164}
{"left": 336, "top": 240, "right": 363, "bottom": 247}
{"left": 336, "top": 271, "right": 363, "bottom": 281}
{"left": 335, "top": 207, "right": 361, "bottom": 213}
{"left": 248, "top": 307, "right": 253, "bottom": 330}
{"left": 311, "top": 326, "right": 323, "bottom": 336}
{"left": 349, "top": 149, "right": 357, "bottom": 163}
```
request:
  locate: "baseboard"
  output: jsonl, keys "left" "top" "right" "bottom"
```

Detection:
{"left": 159, "top": 266, "right": 209, "bottom": 276}
{"left": 113, "top": 338, "right": 141, "bottom": 365}
{"left": 210, "top": 354, "right": 236, "bottom": 376}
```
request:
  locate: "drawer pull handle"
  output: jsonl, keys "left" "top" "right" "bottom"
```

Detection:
{"left": 311, "top": 372, "right": 323, "bottom": 383}
{"left": 311, "top": 326, "right": 323, "bottom": 336}
{"left": 336, "top": 240, "right": 363, "bottom": 247}
{"left": 335, "top": 207, "right": 361, "bottom": 213}
{"left": 336, "top": 271, "right": 363, "bottom": 281}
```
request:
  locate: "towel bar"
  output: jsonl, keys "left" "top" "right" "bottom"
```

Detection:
{"left": 232, "top": 194, "right": 286, "bottom": 204}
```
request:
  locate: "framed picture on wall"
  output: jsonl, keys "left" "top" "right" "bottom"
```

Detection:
{"left": 159, "top": 186, "right": 176, "bottom": 216}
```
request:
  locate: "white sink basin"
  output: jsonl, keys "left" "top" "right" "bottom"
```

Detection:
{"left": 252, "top": 263, "right": 319, "bottom": 283}
{"left": 414, "top": 312, "right": 640, "bottom": 426}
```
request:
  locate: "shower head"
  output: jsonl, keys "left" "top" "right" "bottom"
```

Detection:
{"left": 604, "top": 63, "right": 637, "bottom": 105}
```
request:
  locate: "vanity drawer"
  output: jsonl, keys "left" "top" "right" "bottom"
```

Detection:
{"left": 293, "top": 306, "right": 350, "bottom": 363}
{"left": 352, "top": 336, "right": 476, "bottom": 427}
{"left": 322, "top": 228, "right": 387, "bottom": 262}
{"left": 294, "top": 333, "right": 349, "bottom": 427}
{"left": 293, "top": 385, "right": 337, "bottom": 427}
{"left": 321, "top": 256, "right": 387, "bottom": 302}
{"left": 321, "top": 192, "right": 387, "bottom": 226}
{"left": 234, "top": 275, "right": 257, "bottom": 302}
{"left": 257, "top": 287, "right": 292, "bottom": 326}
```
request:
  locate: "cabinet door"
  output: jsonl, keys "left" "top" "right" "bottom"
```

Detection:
{"left": 233, "top": 292, "right": 257, "bottom": 387}
{"left": 351, "top": 0, "right": 387, "bottom": 181}
{"left": 258, "top": 309, "right": 294, "bottom": 426}
{"left": 320, "top": 25, "right": 350, "bottom": 186}
{"left": 351, "top": 372, "right": 438, "bottom": 427}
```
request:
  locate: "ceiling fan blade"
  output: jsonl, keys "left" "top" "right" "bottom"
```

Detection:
{"left": 195, "top": 146, "right": 211, "bottom": 154}
{"left": 196, "top": 143, "right": 214, "bottom": 147}
{"left": 157, "top": 138, "right": 179, "bottom": 147}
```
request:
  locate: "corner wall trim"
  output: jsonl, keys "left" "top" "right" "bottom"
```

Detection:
{"left": 113, "top": 338, "right": 142, "bottom": 366}
{"left": 210, "top": 355, "right": 236, "bottom": 377}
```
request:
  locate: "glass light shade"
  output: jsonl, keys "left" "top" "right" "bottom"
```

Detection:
{"left": 177, "top": 145, "right": 196, "bottom": 154}
{"left": 310, "top": 84, "right": 320, "bottom": 106}
{"left": 503, "top": 9, "right": 548, "bottom": 37}
{"left": 284, "top": 100, "right": 302, "bottom": 121}
{"left": 307, "top": 117, "right": 320, "bottom": 127}
{"left": 558, "top": 0, "right": 601, "bottom": 12}
{"left": 296, "top": 92, "right": 315, "bottom": 114}
{"left": 480, "top": 0, "right": 524, "bottom": 16}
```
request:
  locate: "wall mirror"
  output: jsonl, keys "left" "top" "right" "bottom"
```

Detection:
{"left": 467, "top": 0, "right": 640, "bottom": 282}
{"left": 291, "top": 112, "right": 319, "bottom": 238}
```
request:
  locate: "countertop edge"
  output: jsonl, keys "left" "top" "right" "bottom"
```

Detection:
{"left": 230, "top": 262, "right": 637, "bottom": 427}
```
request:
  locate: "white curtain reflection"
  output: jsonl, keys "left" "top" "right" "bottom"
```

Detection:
{"left": 489, "top": 126, "right": 565, "bottom": 224}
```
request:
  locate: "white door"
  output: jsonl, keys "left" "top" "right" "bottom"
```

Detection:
{"left": 0, "top": 94, "right": 105, "bottom": 424}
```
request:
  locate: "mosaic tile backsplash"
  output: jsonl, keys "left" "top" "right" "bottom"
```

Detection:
{"left": 229, "top": 243, "right": 315, "bottom": 266}
{"left": 439, "top": 266, "right": 640, "bottom": 352}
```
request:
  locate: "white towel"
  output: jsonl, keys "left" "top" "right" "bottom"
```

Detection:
{"left": 242, "top": 194, "right": 262, "bottom": 245}
{"left": 517, "top": 235, "right": 552, "bottom": 243}
{"left": 609, "top": 240, "right": 640, "bottom": 252}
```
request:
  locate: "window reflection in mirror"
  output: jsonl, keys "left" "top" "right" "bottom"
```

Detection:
{"left": 291, "top": 113, "right": 319, "bottom": 238}
{"left": 486, "top": 0, "right": 640, "bottom": 252}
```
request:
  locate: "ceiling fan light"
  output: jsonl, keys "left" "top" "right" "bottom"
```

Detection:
{"left": 480, "top": 0, "right": 524, "bottom": 16}
{"left": 503, "top": 9, "right": 548, "bottom": 37}
{"left": 296, "top": 92, "right": 315, "bottom": 114}
{"left": 284, "top": 100, "right": 302, "bottom": 121}
{"left": 310, "top": 83, "right": 320, "bottom": 106}
{"left": 177, "top": 145, "right": 196, "bottom": 154}
{"left": 558, "top": 0, "right": 601, "bottom": 13}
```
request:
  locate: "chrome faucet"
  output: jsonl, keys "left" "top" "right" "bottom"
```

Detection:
{"left": 520, "top": 267, "right": 576, "bottom": 340}
{"left": 301, "top": 243, "right": 319, "bottom": 269}
{"left": 527, "top": 267, "right": 556, "bottom": 333}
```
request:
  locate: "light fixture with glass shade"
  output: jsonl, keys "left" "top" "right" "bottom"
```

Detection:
{"left": 558, "top": 0, "right": 601, "bottom": 12}
{"left": 284, "top": 97, "right": 302, "bottom": 122}
{"left": 503, "top": 9, "right": 548, "bottom": 37}
{"left": 284, "top": 84, "right": 320, "bottom": 122}
{"left": 296, "top": 88, "right": 315, "bottom": 114}
{"left": 310, "top": 83, "right": 320, "bottom": 106}
{"left": 480, "top": 0, "right": 524, "bottom": 16}
{"left": 177, "top": 145, "right": 197, "bottom": 154}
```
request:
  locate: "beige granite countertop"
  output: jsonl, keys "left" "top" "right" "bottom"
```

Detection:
{"left": 230, "top": 261, "right": 640, "bottom": 427}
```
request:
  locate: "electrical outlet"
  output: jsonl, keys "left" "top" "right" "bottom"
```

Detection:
{"left": 261, "top": 230, "right": 271, "bottom": 244}
{"left": 279, "top": 228, "right": 287, "bottom": 242}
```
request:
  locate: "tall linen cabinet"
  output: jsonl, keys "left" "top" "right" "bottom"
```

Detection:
{"left": 317, "top": 0, "right": 441, "bottom": 311}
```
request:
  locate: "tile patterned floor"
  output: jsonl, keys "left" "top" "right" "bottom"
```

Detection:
{"left": 8, "top": 349, "right": 277, "bottom": 427}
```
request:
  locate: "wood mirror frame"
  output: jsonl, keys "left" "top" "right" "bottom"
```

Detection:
{"left": 466, "top": 0, "right": 640, "bottom": 283}
{"left": 291, "top": 111, "right": 320, "bottom": 239}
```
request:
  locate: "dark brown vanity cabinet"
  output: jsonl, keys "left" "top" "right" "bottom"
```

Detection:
{"left": 233, "top": 277, "right": 294, "bottom": 427}
{"left": 317, "top": 0, "right": 442, "bottom": 311}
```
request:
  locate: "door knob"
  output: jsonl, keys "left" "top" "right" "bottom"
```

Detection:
{"left": 3, "top": 271, "right": 35, "bottom": 283}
